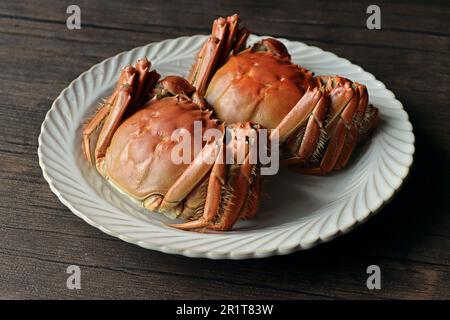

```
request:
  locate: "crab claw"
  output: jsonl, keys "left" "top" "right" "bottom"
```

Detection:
{"left": 252, "top": 38, "right": 291, "bottom": 59}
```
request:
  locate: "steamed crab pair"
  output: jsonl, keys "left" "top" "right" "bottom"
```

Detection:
{"left": 82, "top": 15, "right": 378, "bottom": 231}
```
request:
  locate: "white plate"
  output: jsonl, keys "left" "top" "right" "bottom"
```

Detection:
{"left": 38, "top": 35, "right": 415, "bottom": 259}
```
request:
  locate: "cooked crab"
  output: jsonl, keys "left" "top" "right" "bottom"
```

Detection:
{"left": 82, "top": 58, "right": 277, "bottom": 230}
{"left": 189, "top": 14, "right": 379, "bottom": 175}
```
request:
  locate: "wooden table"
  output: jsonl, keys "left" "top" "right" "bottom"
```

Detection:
{"left": 1, "top": 0, "right": 449, "bottom": 299}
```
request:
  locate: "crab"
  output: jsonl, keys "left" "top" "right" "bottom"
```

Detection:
{"left": 82, "top": 58, "right": 303, "bottom": 231}
{"left": 188, "top": 14, "right": 379, "bottom": 175}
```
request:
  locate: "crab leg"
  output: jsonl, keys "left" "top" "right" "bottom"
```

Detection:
{"left": 296, "top": 90, "right": 329, "bottom": 161}
{"left": 335, "top": 83, "right": 368, "bottom": 169}
{"left": 218, "top": 14, "right": 239, "bottom": 66}
{"left": 188, "top": 18, "right": 227, "bottom": 94}
{"left": 359, "top": 105, "right": 379, "bottom": 140}
{"left": 168, "top": 143, "right": 226, "bottom": 230}
{"left": 82, "top": 104, "right": 110, "bottom": 162}
{"left": 321, "top": 87, "right": 359, "bottom": 173}
{"left": 208, "top": 148, "right": 256, "bottom": 231}
{"left": 238, "top": 174, "right": 261, "bottom": 219}
{"left": 171, "top": 123, "right": 260, "bottom": 231}
{"left": 335, "top": 102, "right": 378, "bottom": 170}
{"left": 272, "top": 87, "right": 329, "bottom": 165}
{"left": 94, "top": 84, "right": 133, "bottom": 172}
{"left": 295, "top": 82, "right": 360, "bottom": 175}
{"left": 126, "top": 58, "right": 150, "bottom": 116}
{"left": 188, "top": 15, "right": 247, "bottom": 95}
{"left": 139, "top": 70, "right": 161, "bottom": 105}
{"left": 232, "top": 27, "right": 250, "bottom": 53}
{"left": 84, "top": 58, "right": 158, "bottom": 170}
{"left": 352, "top": 83, "right": 379, "bottom": 141}
{"left": 208, "top": 124, "right": 261, "bottom": 230}
{"left": 277, "top": 76, "right": 376, "bottom": 174}
{"left": 82, "top": 65, "right": 136, "bottom": 163}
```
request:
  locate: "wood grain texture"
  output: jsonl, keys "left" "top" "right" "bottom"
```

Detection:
{"left": 0, "top": 0, "right": 449, "bottom": 299}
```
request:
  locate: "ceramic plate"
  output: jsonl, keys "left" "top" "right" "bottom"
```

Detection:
{"left": 38, "top": 35, "right": 415, "bottom": 259}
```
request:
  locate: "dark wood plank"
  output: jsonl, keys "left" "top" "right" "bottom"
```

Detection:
{"left": 0, "top": 0, "right": 449, "bottom": 299}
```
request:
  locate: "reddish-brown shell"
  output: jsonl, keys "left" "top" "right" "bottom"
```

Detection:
{"left": 205, "top": 50, "right": 315, "bottom": 129}
{"left": 104, "top": 96, "right": 221, "bottom": 200}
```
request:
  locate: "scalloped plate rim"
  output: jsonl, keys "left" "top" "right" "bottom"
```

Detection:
{"left": 38, "top": 34, "right": 415, "bottom": 260}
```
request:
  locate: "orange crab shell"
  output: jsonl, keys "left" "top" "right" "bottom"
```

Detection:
{"left": 205, "top": 49, "right": 315, "bottom": 129}
{"left": 103, "top": 96, "right": 223, "bottom": 218}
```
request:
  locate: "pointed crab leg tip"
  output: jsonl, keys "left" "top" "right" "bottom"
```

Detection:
{"left": 137, "top": 57, "right": 150, "bottom": 65}
{"left": 82, "top": 139, "right": 91, "bottom": 162}
{"left": 205, "top": 224, "right": 232, "bottom": 231}
{"left": 167, "top": 219, "right": 210, "bottom": 230}
{"left": 292, "top": 166, "right": 327, "bottom": 176}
